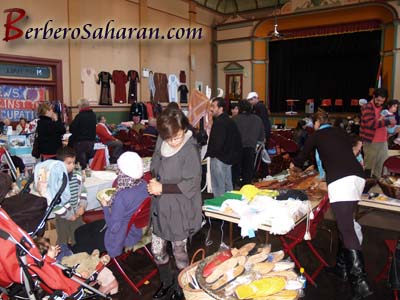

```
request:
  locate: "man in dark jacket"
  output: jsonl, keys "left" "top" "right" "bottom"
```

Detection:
{"left": 205, "top": 97, "right": 242, "bottom": 197}
{"left": 69, "top": 99, "right": 96, "bottom": 169}
{"left": 247, "top": 92, "right": 271, "bottom": 177}
{"left": 247, "top": 91, "right": 271, "bottom": 143}
{"left": 233, "top": 100, "right": 265, "bottom": 185}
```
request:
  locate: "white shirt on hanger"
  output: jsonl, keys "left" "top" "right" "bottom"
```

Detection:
{"left": 81, "top": 67, "right": 98, "bottom": 105}
{"left": 168, "top": 74, "right": 180, "bottom": 103}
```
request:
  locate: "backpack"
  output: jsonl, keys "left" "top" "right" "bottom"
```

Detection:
{"left": 196, "top": 118, "right": 208, "bottom": 146}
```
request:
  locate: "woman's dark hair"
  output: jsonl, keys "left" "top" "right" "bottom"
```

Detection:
{"left": 37, "top": 103, "right": 52, "bottom": 116}
{"left": 296, "top": 120, "right": 306, "bottom": 129}
{"left": 166, "top": 102, "right": 180, "bottom": 111}
{"left": 383, "top": 99, "right": 399, "bottom": 110}
{"left": 56, "top": 146, "right": 76, "bottom": 161}
{"left": 312, "top": 110, "right": 329, "bottom": 125}
{"left": 157, "top": 108, "right": 189, "bottom": 140}
{"left": 350, "top": 134, "right": 363, "bottom": 147}
{"left": 238, "top": 99, "right": 252, "bottom": 114}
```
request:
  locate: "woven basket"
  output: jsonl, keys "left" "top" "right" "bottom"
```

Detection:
{"left": 178, "top": 249, "right": 214, "bottom": 300}
{"left": 378, "top": 176, "right": 400, "bottom": 199}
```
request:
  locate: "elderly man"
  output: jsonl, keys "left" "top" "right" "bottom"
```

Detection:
{"left": 247, "top": 91, "right": 271, "bottom": 143}
{"left": 69, "top": 99, "right": 96, "bottom": 169}
{"left": 96, "top": 115, "right": 123, "bottom": 164}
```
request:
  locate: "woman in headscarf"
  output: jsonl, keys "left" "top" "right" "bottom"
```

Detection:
{"left": 73, "top": 151, "right": 148, "bottom": 258}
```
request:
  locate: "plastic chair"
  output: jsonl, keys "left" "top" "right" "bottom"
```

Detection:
{"left": 108, "top": 197, "right": 158, "bottom": 295}
{"left": 321, "top": 99, "right": 332, "bottom": 108}
{"left": 382, "top": 156, "right": 400, "bottom": 176}
{"left": 334, "top": 99, "right": 343, "bottom": 111}
{"left": 279, "top": 195, "right": 330, "bottom": 286}
{"left": 350, "top": 99, "right": 359, "bottom": 106}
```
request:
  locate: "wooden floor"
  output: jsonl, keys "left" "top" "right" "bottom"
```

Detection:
{"left": 107, "top": 212, "right": 399, "bottom": 300}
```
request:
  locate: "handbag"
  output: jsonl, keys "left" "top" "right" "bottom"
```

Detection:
{"left": 31, "top": 133, "right": 40, "bottom": 158}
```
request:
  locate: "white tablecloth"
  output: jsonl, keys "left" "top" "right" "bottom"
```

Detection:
{"left": 84, "top": 170, "right": 117, "bottom": 210}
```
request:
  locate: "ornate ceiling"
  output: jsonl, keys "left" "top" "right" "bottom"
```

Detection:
{"left": 192, "top": 0, "right": 288, "bottom": 15}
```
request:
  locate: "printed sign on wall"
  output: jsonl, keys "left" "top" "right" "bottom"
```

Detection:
{"left": 0, "top": 85, "right": 47, "bottom": 121}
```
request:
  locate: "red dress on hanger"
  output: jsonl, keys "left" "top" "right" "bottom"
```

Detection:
{"left": 112, "top": 70, "right": 128, "bottom": 104}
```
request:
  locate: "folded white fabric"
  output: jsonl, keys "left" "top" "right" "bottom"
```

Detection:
{"left": 220, "top": 197, "right": 310, "bottom": 237}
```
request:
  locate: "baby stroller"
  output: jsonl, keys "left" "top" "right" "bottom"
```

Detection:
{"left": 0, "top": 173, "right": 111, "bottom": 300}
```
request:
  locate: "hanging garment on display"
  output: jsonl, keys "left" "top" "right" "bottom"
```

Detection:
{"left": 153, "top": 72, "right": 169, "bottom": 103}
{"left": 97, "top": 71, "right": 112, "bottom": 105}
{"left": 127, "top": 70, "right": 140, "bottom": 103}
{"left": 81, "top": 68, "right": 98, "bottom": 105}
{"left": 178, "top": 84, "right": 189, "bottom": 103}
{"left": 129, "top": 102, "right": 148, "bottom": 120}
{"left": 112, "top": 70, "right": 128, "bottom": 104}
{"left": 145, "top": 102, "right": 154, "bottom": 119}
{"left": 168, "top": 74, "right": 180, "bottom": 103}
{"left": 179, "top": 70, "right": 186, "bottom": 83}
{"left": 148, "top": 71, "right": 155, "bottom": 100}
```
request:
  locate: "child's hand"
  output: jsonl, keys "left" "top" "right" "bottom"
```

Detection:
{"left": 76, "top": 206, "right": 85, "bottom": 216}
{"left": 147, "top": 179, "right": 162, "bottom": 196}
{"left": 68, "top": 215, "right": 78, "bottom": 221}
{"left": 47, "top": 245, "right": 60, "bottom": 259}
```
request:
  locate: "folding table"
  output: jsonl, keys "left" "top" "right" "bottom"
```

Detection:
{"left": 358, "top": 195, "right": 400, "bottom": 300}
{"left": 203, "top": 195, "right": 328, "bottom": 286}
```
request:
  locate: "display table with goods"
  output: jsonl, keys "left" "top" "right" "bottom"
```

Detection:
{"left": 84, "top": 170, "right": 117, "bottom": 210}
{"left": 179, "top": 243, "right": 301, "bottom": 300}
{"left": 203, "top": 167, "right": 329, "bottom": 286}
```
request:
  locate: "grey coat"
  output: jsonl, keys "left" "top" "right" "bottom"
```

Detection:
{"left": 150, "top": 136, "right": 202, "bottom": 241}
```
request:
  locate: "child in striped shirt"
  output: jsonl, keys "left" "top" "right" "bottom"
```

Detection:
{"left": 55, "top": 147, "right": 88, "bottom": 245}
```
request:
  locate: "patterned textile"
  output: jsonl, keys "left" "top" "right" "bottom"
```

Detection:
{"left": 110, "top": 169, "right": 142, "bottom": 205}
{"left": 188, "top": 89, "right": 213, "bottom": 134}
{"left": 151, "top": 233, "right": 188, "bottom": 269}
{"left": 153, "top": 72, "right": 169, "bottom": 103}
{"left": 97, "top": 71, "right": 112, "bottom": 105}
